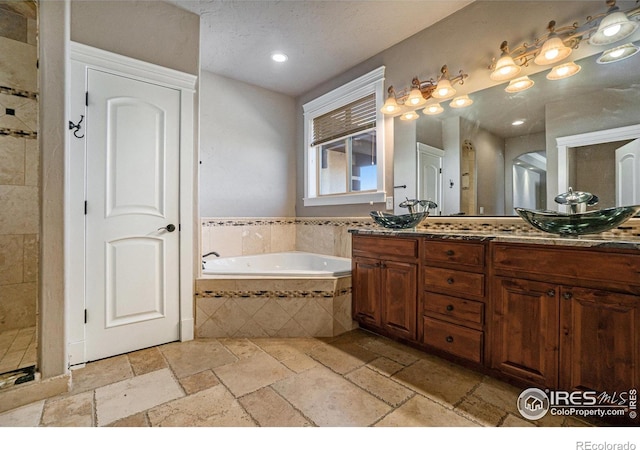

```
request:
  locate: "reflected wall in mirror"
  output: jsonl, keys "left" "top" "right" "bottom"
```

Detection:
{"left": 394, "top": 36, "right": 640, "bottom": 216}
{"left": 0, "top": 1, "right": 39, "bottom": 379}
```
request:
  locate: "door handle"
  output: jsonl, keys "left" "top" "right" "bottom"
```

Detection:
{"left": 158, "top": 224, "right": 176, "bottom": 232}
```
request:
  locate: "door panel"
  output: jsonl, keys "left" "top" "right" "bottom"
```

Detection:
{"left": 86, "top": 69, "right": 180, "bottom": 361}
{"left": 616, "top": 139, "right": 640, "bottom": 206}
{"left": 492, "top": 277, "right": 559, "bottom": 388}
{"left": 107, "top": 98, "right": 166, "bottom": 218}
{"left": 382, "top": 261, "right": 417, "bottom": 340}
{"left": 352, "top": 257, "right": 382, "bottom": 327}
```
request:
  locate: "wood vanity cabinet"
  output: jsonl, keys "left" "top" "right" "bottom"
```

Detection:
{"left": 352, "top": 234, "right": 419, "bottom": 341}
{"left": 420, "top": 239, "right": 488, "bottom": 364}
{"left": 491, "top": 242, "right": 640, "bottom": 393}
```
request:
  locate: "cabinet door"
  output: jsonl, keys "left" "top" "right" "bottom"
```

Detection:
{"left": 352, "top": 257, "right": 382, "bottom": 328}
{"left": 381, "top": 260, "right": 417, "bottom": 340}
{"left": 560, "top": 287, "right": 639, "bottom": 394}
{"left": 492, "top": 277, "right": 559, "bottom": 388}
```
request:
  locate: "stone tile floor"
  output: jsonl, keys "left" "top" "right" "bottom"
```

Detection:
{"left": 0, "top": 329, "right": 602, "bottom": 429}
{"left": 0, "top": 326, "right": 37, "bottom": 374}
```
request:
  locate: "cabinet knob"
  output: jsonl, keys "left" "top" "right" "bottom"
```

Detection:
{"left": 446, "top": 336, "right": 454, "bottom": 343}
{"left": 447, "top": 277, "right": 455, "bottom": 285}
{"left": 446, "top": 304, "right": 454, "bottom": 312}
{"left": 563, "top": 292, "right": 573, "bottom": 300}
{"left": 547, "top": 289, "right": 555, "bottom": 297}
{"left": 445, "top": 250, "right": 455, "bottom": 256}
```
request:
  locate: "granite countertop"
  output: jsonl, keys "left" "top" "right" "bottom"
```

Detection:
{"left": 348, "top": 227, "right": 640, "bottom": 250}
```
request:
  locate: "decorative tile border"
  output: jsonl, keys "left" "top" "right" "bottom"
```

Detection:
{"left": 0, "top": 86, "right": 38, "bottom": 100}
{"left": 0, "top": 127, "right": 36, "bottom": 139}
{"left": 202, "top": 217, "right": 375, "bottom": 228}
{"left": 202, "top": 216, "right": 640, "bottom": 238}
{"left": 196, "top": 287, "right": 351, "bottom": 299}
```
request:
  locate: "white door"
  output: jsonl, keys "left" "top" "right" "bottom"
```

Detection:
{"left": 616, "top": 139, "right": 640, "bottom": 206}
{"left": 417, "top": 143, "right": 444, "bottom": 215}
{"left": 85, "top": 69, "right": 181, "bottom": 361}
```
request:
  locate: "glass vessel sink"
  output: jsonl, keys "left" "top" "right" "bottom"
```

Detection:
{"left": 370, "top": 211, "right": 429, "bottom": 229}
{"left": 515, "top": 206, "right": 640, "bottom": 236}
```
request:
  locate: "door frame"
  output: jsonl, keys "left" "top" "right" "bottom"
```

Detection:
{"left": 557, "top": 123, "right": 640, "bottom": 205}
{"left": 66, "top": 42, "right": 197, "bottom": 366}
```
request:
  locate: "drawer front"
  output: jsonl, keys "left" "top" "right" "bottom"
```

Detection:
{"left": 423, "top": 317, "right": 483, "bottom": 363}
{"left": 423, "top": 292, "right": 483, "bottom": 326}
{"left": 423, "top": 266, "right": 485, "bottom": 297}
{"left": 423, "top": 240, "right": 485, "bottom": 268}
{"left": 492, "top": 243, "right": 640, "bottom": 286}
{"left": 353, "top": 235, "right": 418, "bottom": 259}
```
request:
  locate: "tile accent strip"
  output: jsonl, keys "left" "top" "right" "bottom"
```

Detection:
{"left": 196, "top": 287, "right": 351, "bottom": 299}
{"left": 0, "top": 127, "right": 37, "bottom": 139}
{"left": 0, "top": 86, "right": 38, "bottom": 100}
{"left": 202, "top": 216, "right": 640, "bottom": 239}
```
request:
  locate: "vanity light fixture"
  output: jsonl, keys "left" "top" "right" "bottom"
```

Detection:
{"left": 596, "top": 43, "right": 639, "bottom": 63}
{"left": 449, "top": 95, "right": 473, "bottom": 108}
{"left": 380, "top": 65, "right": 469, "bottom": 117}
{"left": 490, "top": 42, "right": 521, "bottom": 81}
{"left": 380, "top": 87, "right": 403, "bottom": 114}
{"left": 504, "top": 76, "right": 535, "bottom": 93}
{"left": 488, "top": 1, "right": 640, "bottom": 83}
{"left": 533, "top": 24, "right": 573, "bottom": 65}
{"left": 589, "top": 2, "right": 639, "bottom": 45}
{"left": 546, "top": 61, "right": 581, "bottom": 80}
{"left": 399, "top": 110, "right": 420, "bottom": 121}
{"left": 405, "top": 81, "right": 428, "bottom": 108}
{"left": 422, "top": 103, "right": 444, "bottom": 115}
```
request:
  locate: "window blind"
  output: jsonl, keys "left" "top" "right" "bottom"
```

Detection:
{"left": 311, "top": 93, "right": 376, "bottom": 146}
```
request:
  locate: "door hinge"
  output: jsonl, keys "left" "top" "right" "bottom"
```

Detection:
{"left": 84, "top": 201, "right": 87, "bottom": 215}
{"left": 84, "top": 309, "right": 87, "bottom": 323}
{"left": 439, "top": 168, "right": 442, "bottom": 174}
{"left": 85, "top": 92, "right": 88, "bottom": 106}
{"left": 179, "top": 223, "right": 181, "bottom": 231}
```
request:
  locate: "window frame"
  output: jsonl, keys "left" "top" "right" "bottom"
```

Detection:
{"left": 303, "top": 66, "right": 386, "bottom": 206}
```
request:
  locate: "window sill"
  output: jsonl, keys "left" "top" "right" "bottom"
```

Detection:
{"left": 303, "top": 191, "right": 386, "bottom": 207}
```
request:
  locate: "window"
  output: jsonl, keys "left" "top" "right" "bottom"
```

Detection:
{"left": 303, "top": 67, "right": 386, "bottom": 206}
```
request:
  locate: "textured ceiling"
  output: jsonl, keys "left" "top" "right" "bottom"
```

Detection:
{"left": 167, "top": 0, "right": 473, "bottom": 96}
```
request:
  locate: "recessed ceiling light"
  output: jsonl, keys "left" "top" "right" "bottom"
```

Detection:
{"left": 271, "top": 52, "right": 288, "bottom": 63}
{"left": 512, "top": 119, "right": 525, "bottom": 126}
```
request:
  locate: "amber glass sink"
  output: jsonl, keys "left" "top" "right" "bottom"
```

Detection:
{"left": 515, "top": 206, "right": 640, "bottom": 236}
{"left": 370, "top": 211, "right": 429, "bottom": 229}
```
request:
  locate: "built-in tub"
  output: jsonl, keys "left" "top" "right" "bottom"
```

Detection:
{"left": 196, "top": 252, "right": 355, "bottom": 339}
{"left": 202, "top": 251, "right": 351, "bottom": 277}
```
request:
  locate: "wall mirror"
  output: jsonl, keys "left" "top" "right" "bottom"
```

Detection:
{"left": 399, "top": 41, "right": 640, "bottom": 216}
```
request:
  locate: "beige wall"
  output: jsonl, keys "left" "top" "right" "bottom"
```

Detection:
{"left": 70, "top": 0, "right": 199, "bottom": 75}
{"left": 0, "top": 2, "right": 39, "bottom": 335}
{"left": 199, "top": 71, "right": 297, "bottom": 217}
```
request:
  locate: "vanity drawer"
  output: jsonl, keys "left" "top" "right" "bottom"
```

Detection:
{"left": 423, "top": 292, "right": 483, "bottom": 326}
{"left": 423, "top": 317, "right": 483, "bottom": 363}
{"left": 492, "top": 243, "right": 640, "bottom": 287}
{"left": 423, "top": 267, "right": 485, "bottom": 297}
{"left": 353, "top": 235, "right": 419, "bottom": 259}
{"left": 423, "top": 240, "right": 485, "bottom": 269}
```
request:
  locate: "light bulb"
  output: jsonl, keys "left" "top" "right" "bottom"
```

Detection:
{"left": 603, "top": 23, "right": 622, "bottom": 37}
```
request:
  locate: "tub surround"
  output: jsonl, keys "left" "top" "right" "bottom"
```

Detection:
{"left": 195, "top": 275, "right": 355, "bottom": 339}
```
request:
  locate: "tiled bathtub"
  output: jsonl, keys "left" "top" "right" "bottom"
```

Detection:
{"left": 195, "top": 274, "right": 355, "bottom": 338}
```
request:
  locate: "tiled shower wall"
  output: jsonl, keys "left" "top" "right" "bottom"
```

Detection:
{"left": 0, "top": 2, "right": 39, "bottom": 333}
